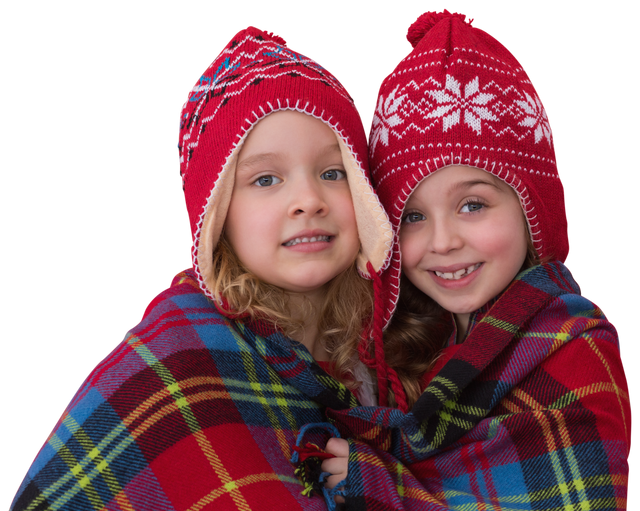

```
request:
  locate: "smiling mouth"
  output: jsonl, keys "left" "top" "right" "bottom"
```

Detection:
{"left": 283, "top": 235, "right": 332, "bottom": 247}
{"left": 434, "top": 263, "right": 482, "bottom": 280}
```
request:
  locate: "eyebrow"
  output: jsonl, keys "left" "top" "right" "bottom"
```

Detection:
{"left": 236, "top": 143, "right": 342, "bottom": 173}
{"left": 318, "top": 142, "right": 342, "bottom": 158}
{"left": 236, "top": 152, "right": 280, "bottom": 172}
{"left": 448, "top": 178, "right": 504, "bottom": 194}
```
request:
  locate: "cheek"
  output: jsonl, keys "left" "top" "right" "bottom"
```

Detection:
{"left": 474, "top": 216, "right": 515, "bottom": 250}
{"left": 399, "top": 232, "right": 423, "bottom": 270}
{"left": 225, "top": 196, "right": 275, "bottom": 257}
{"left": 224, "top": 202, "right": 247, "bottom": 243}
{"left": 228, "top": 194, "right": 272, "bottom": 232}
{"left": 333, "top": 192, "right": 359, "bottom": 243}
{"left": 476, "top": 217, "right": 527, "bottom": 268}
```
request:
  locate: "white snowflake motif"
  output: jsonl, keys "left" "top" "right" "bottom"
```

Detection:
{"left": 516, "top": 91, "right": 552, "bottom": 144}
{"left": 426, "top": 75, "right": 497, "bottom": 135}
{"left": 370, "top": 85, "right": 407, "bottom": 153}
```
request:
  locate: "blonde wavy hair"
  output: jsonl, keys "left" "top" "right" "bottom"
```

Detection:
{"left": 210, "top": 235, "right": 373, "bottom": 391}
{"left": 386, "top": 236, "right": 541, "bottom": 408}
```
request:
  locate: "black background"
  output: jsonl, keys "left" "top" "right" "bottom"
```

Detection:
{"left": 11, "top": 2, "right": 637, "bottom": 498}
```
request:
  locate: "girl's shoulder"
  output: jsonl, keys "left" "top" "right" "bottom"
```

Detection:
{"left": 514, "top": 261, "right": 611, "bottom": 322}
{"left": 76, "top": 270, "right": 237, "bottom": 398}
{"left": 510, "top": 262, "right": 618, "bottom": 348}
{"left": 140, "top": 268, "right": 216, "bottom": 322}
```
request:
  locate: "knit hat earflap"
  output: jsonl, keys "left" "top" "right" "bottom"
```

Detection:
{"left": 178, "top": 27, "right": 393, "bottom": 296}
{"left": 370, "top": 11, "right": 569, "bottom": 327}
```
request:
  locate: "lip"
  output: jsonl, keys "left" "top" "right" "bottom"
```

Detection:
{"left": 428, "top": 262, "right": 483, "bottom": 290}
{"left": 282, "top": 229, "right": 334, "bottom": 245}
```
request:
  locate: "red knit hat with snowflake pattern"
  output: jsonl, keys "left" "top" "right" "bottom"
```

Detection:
{"left": 370, "top": 11, "right": 569, "bottom": 327}
{"left": 179, "top": 27, "right": 404, "bottom": 408}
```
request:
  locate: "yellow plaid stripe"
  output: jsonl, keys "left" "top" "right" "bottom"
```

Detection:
{"left": 29, "top": 413, "right": 136, "bottom": 511}
{"left": 404, "top": 484, "right": 620, "bottom": 511}
{"left": 131, "top": 335, "right": 254, "bottom": 510}
{"left": 417, "top": 395, "right": 488, "bottom": 451}
{"left": 583, "top": 331, "right": 630, "bottom": 442}
{"left": 375, "top": 458, "right": 622, "bottom": 511}
{"left": 502, "top": 387, "right": 590, "bottom": 509}
{"left": 424, "top": 375, "right": 460, "bottom": 401}
{"left": 431, "top": 405, "right": 474, "bottom": 445}
{"left": 357, "top": 448, "right": 619, "bottom": 510}
{"left": 35, "top": 329, "right": 261, "bottom": 510}
{"left": 420, "top": 375, "right": 459, "bottom": 442}
{"left": 481, "top": 316, "right": 519, "bottom": 334}
{"left": 232, "top": 323, "right": 298, "bottom": 463}
{"left": 185, "top": 473, "right": 302, "bottom": 511}
{"left": 526, "top": 474, "right": 621, "bottom": 510}
{"left": 316, "top": 373, "right": 357, "bottom": 405}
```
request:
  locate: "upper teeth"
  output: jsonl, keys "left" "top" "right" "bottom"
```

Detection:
{"left": 284, "top": 235, "right": 330, "bottom": 247}
{"left": 434, "top": 263, "right": 481, "bottom": 280}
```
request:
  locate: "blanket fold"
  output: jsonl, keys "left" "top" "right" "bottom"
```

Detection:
{"left": 11, "top": 270, "right": 357, "bottom": 511}
{"left": 327, "top": 262, "right": 630, "bottom": 510}
{"left": 11, "top": 263, "right": 631, "bottom": 510}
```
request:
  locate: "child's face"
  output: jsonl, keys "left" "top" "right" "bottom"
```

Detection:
{"left": 225, "top": 110, "right": 360, "bottom": 296}
{"left": 400, "top": 165, "right": 528, "bottom": 319}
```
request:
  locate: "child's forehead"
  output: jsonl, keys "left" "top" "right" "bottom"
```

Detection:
{"left": 246, "top": 110, "right": 328, "bottom": 137}
{"left": 411, "top": 165, "right": 509, "bottom": 196}
{"left": 253, "top": 109, "right": 333, "bottom": 129}
{"left": 414, "top": 165, "right": 502, "bottom": 191}
{"left": 238, "top": 111, "right": 342, "bottom": 158}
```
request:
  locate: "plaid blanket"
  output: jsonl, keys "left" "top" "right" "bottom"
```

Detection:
{"left": 11, "top": 270, "right": 359, "bottom": 510}
{"left": 327, "top": 261, "right": 631, "bottom": 510}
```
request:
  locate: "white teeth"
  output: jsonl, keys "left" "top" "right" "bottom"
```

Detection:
{"left": 284, "top": 235, "right": 330, "bottom": 247}
{"left": 434, "top": 263, "right": 481, "bottom": 280}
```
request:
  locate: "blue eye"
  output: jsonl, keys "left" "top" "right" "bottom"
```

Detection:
{"left": 254, "top": 175, "right": 282, "bottom": 187}
{"left": 321, "top": 169, "right": 346, "bottom": 181}
{"left": 402, "top": 212, "right": 425, "bottom": 224}
{"left": 460, "top": 201, "right": 484, "bottom": 213}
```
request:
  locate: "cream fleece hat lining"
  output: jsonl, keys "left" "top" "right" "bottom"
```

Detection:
{"left": 196, "top": 111, "right": 392, "bottom": 298}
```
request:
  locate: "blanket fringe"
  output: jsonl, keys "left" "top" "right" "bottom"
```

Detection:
{"left": 290, "top": 423, "right": 341, "bottom": 498}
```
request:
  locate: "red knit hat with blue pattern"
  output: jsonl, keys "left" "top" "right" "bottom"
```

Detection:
{"left": 370, "top": 11, "right": 569, "bottom": 328}
{"left": 178, "top": 26, "right": 404, "bottom": 407}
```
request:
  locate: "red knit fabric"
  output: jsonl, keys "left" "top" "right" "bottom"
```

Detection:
{"left": 177, "top": 26, "right": 397, "bottom": 411}
{"left": 370, "top": 11, "right": 569, "bottom": 327}
{"left": 177, "top": 26, "right": 373, "bottom": 299}
{"left": 406, "top": 10, "right": 469, "bottom": 48}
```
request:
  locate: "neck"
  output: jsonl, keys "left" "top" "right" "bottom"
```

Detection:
{"left": 454, "top": 312, "right": 470, "bottom": 343}
{"left": 286, "top": 286, "right": 329, "bottom": 362}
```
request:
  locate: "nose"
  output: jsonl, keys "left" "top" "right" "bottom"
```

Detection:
{"left": 427, "top": 216, "right": 463, "bottom": 254}
{"left": 288, "top": 175, "right": 328, "bottom": 217}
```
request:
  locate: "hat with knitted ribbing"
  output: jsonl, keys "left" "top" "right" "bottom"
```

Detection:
{"left": 370, "top": 11, "right": 569, "bottom": 327}
{"left": 178, "top": 26, "right": 393, "bottom": 297}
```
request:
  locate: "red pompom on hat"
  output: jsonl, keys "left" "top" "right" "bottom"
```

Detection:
{"left": 369, "top": 11, "right": 569, "bottom": 328}
{"left": 406, "top": 10, "right": 470, "bottom": 48}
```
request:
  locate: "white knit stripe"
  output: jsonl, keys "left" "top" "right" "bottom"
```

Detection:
{"left": 369, "top": 75, "right": 556, "bottom": 181}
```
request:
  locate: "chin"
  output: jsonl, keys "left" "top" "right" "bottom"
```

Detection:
{"left": 281, "top": 279, "right": 332, "bottom": 295}
{"left": 442, "top": 300, "right": 483, "bottom": 315}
